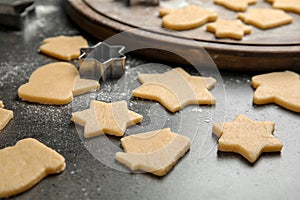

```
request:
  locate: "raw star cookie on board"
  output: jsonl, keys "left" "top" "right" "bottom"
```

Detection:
{"left": 206, "top": 19, "right": 252, "bottom": 40}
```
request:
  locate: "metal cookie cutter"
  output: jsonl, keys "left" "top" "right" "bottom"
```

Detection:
{"left": 127, "top": 0, "right": 159, "bottom": 6}
{"left": 79, "top": 42, "right": 126, "bottom": 82}
{"left": 0, "top": 0, "right": 35, "bottom": 29}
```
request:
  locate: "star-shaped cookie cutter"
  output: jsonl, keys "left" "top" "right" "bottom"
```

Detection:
{"left": 127, "top": 0, "right": 160, "bottom": 6}
{"left": 79, "top": 42, "right": 126, "bottom": 82}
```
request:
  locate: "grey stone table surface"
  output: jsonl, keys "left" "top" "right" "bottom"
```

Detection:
{"left": 0, "top": 0, "right": 300, "bottom": 199}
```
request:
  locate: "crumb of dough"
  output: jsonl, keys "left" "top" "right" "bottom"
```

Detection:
{"left": 115, "top": 128, "right": 190, "bottom": 176}
{"left": 39, "top": 35, "right": 88, "bottom": 61}
{"left": 252, "top": 71, "right": 300, "bottom": 112}
{"left": 213, "top": 114, "right": 283, "bottom": 163}
{"left": 0, "top": 138, "right": 66, "bottom": 198}
{"left": 132, "top": 67, "right": 216, "bottom": 112}
{"left": 18, "top": 62, "right": 99, "bottom": 105}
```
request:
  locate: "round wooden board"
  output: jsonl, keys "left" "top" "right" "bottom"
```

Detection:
{"left": 65, "top": 0, "right": 300, "bottom": 71}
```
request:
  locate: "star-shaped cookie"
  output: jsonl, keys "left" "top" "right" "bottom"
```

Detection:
{"left": 213, "top": 115, "right": 283, "bottom": 163}
{"left": 71, "top": 100, "right": 143, "bottom": 138}
{"left": 214, "top": 0, "right": 257, "bottom": 12}
{"left": 39, "top": 35, "right": 88, "bottom": 61}
{"left": 252, "top": 71, "right": 300, "bottom": 112}
{"left": 238, "top": 8, "right": 293, "bottom": 29}
{"left": 268, "top": 0, "right": 300, "bottom": 14}
{"left": 132, "top": 68, "right": 216, "bottom": 112}
{"left": 162, "top": 5, "right": 218, "bottom": 30}
{"left": 206, "top": 19, "right": 252, "bottom": 40}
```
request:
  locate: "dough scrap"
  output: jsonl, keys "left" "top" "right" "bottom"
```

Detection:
{"left": 214, "top": 0, "right": 257, "bottom": 12}
{"left": 252, "top": 71, "right": 300, "bottom": 112}
{"left": 39, "top": 35, "right": 88, "bottom": 61}
{"left": 162, "top": 5, "right": 218, "bottom": 30}
{"left": 115, "top": 128, "right": 190, "bottom": 176}
{"left": 238, "top": 8, "right": 293, "bottom": 29}
{"left": 71, "top": 100, "right": 143, "bottom": 138}
{"left": 206, "top": 19, "right": 252, "bottom": 40}
{"left": 213, "top": 114, "right": 283, "bottom": 163}
{"left": 0, "top": 101, "right": 13, "bottom": 131}
{"left": 0, "top": 138, "right": 66, "bottom": 198}
{"left": 132, "top": 67, "right": 216, "bottom": 112}
{"left": 269, "top": 0, "right": 300, "bottom": 14}
{"left": 18, "top": 62, "right": 99, "bottom": 105}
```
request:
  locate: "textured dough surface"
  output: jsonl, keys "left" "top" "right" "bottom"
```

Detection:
{"left": 71, "top": 100, "right": 143, "bottom": 138}
{"left": 162, "top": 5, "right": 218, "bottom": 30}
{"left": 214, "top": 0, "right": 257, "bottom": 11}
{"left": 115, "top": 128, "right": 190, "bottom": 176}
{"left": 132, "top": 67, "right": 216, "bottom": 112}
{"left": 213, "top": 114, "right": 283, "bottom": 163}
{"left": 0, "top": 101, "right": 13, "bottom": 131}
{"left": 252, "top": 71, "right": 300, "bottom": 112}
{"left": 238, "top": 8, "right": 293, "bottom": 29}
{"left": 39, "top": 35, "right": 88, "bottom": 61}
{"left": 206, "top": 19, "right": 252, "bottom": 40}
{"left": 18, "top": 62, "right": 99, "bottom": 105}
{"left": 0, "top": 138, "right": 66, "bottom": 198}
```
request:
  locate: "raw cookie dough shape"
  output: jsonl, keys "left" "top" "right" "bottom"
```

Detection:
{"left": 18, "top": 62, "right": 99, "bottom": 105}
{"left": 0, "top": 138, "right": 66, "bottom": 198}
{"left": 0, "top": 101, "right": 13, "bottom": 131}
{"left": 252, "top": 71, "right": 300, "bottom": 112}
{"left": 214, "top": 0, "right": 257, "bottom": 12}
{"left": 115, "top": 128, "right": 190, "bottom": 176}
{"left": 132, "top": 67, "right": 216, "bottom": 112}
{"left": 162, "top": 5, "right": 218, "bottom": 30}
{"left": 71, "top": 100, "right": 143, "bottom": 138}
{"left": 238, "top": 8, "right": 293, "bottom": 29}
{"left": 159, "top": 7, "right": 178, "bottom": 17}
{"left": 268, "top": 0, "right": 300, "bottom": 14}
{"left": 213, "top": 114, "right": 283, "bottom": 163}
{"left": 39, "top": 35, "right": 88, "bottom": 61}
{"left": 206, "top": 19, "right": 252, "bottom": 40}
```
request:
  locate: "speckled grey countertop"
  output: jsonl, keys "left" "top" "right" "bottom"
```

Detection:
{"left": 0, "top": 0, "right": 300, "bottom": 199}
